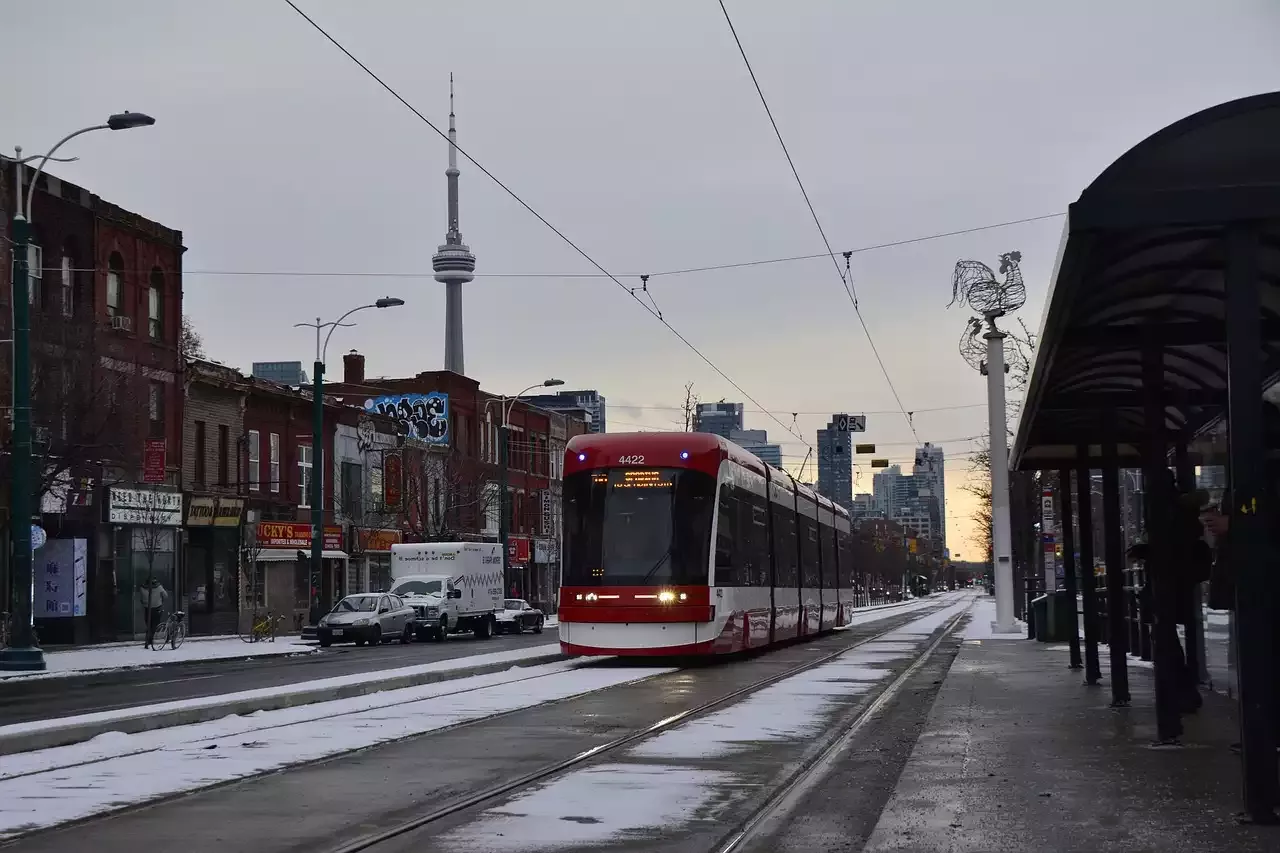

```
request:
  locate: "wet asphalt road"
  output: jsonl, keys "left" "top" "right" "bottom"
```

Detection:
{"left": 9, "top": 596, "right": 971, "bottom": 853}
{"left": 0, "top": 630, "right": 557, "bottom": 726}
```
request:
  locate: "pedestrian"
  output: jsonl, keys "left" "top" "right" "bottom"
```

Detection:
{"left": 138, "top": 578, "right": 168, "bottom": 649}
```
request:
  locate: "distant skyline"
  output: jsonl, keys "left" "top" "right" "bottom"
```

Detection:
{"left": 7, "top": 0, "right": 1277, "bottom": 554}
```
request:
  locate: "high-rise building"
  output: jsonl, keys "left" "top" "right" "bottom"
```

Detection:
{"left": 524, "top": 390, "right": 608, "bottom": 434}
{"left": 817, "top": 418, "right": 853, "bottom": 510}
{"left": 729, "top": 428, "right": 782, "bottom": 468}
{"left": 913, "top": 442, "right": 946, "bottom": 550}
{"left": 251, "top": 361, "right": 308, "bottom": 386}
{"left": 432, "top": 75, "right": 477, "bottom": 375}
{"left": 694, "top": 402, "right": 744, "bottom": 438}
{"left": 850, "top": 492, "right": 879, "bottom": 520}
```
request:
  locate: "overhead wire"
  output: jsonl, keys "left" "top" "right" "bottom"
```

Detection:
{"left": 717, "top": 0, "right": 921, "bottom": 444}
{"left": 283, "top": 0, "right": 810, "bottom": 450}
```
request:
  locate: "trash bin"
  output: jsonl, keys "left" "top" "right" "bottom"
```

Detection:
{"left": 1032, "top": 594, "right": 1049, "bottom": 642}
{"left": 1034, "top": 590, "right": 1075, "bottom": 643}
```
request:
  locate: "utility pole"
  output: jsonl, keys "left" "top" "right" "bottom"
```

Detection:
{"left": 311, "top": 355, "right": 325, "bottom": 622}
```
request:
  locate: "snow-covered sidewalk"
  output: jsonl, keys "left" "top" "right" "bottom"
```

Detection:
{"left": 0, "top": 637, "right": 316, "bottom": 681}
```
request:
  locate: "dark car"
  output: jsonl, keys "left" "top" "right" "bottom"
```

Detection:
{"left": 495, "top": 599, "right": 544, "bottom": 635}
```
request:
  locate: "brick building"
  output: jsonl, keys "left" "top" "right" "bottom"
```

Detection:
{"left": 1, "top": 164, "right": 184, "bottom": 643}
{"left": 323, "top": 351, "right": 588, "bottom": 607}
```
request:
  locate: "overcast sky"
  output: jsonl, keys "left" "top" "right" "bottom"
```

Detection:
{"left": 8, "top": 1, "right": 1279, "bottom": 553}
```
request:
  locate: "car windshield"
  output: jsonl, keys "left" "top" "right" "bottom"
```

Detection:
{"left": 334, "top": 596, "right": 378, "bottom": 612}
{"left": 392, "top": 579, "right": 444, "bottom": 596}
{"left": 504, "top": 600, "right": 524, "bottom": 610}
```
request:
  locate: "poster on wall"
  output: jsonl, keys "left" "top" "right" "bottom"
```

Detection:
{"left": 34, "top": 538, "right": 88, "bottom": 618}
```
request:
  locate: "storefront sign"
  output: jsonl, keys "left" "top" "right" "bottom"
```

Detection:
{"left": 541, "top": 490, "right": 553, "bottom": 536}
{"left": 256, "top": 521, "right": 342, "bottom": 550}
{"left": 109, "top": 488, "right": 182, "bottom": 526}
{"left": 34, "top": 538, "right": 87, "bottom": 617}
{"left": 357, "top": 528, "right": 403, "bottom": 553}
{"left": 534, "top": 538, "right": 558, "bottom": 564}
{"left": 187, "top": 496, "right": 216, "bottom": 526}
{"left": 143, "top": 439, "right": 167, "bottom": 484}
{"left": 383, "top": 451, "right": 403, "bottom": 510}
{"left": 508, "top": 537, "right": 531, "bottom": 565}
{"left": 212, "top": 497, "right": 244, "bottom": 527}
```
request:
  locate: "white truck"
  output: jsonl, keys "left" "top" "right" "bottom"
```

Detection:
{"left": 389, "top": 542, "right": 504, "bottom": 641}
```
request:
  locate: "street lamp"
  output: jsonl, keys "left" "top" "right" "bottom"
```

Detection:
{"left": 487, "top": 378, "right": 564, "bottom": 596}
{"left": 294, "top": 298, "right": 405, "bottom": 622}
{"left": 0, "top": 112, "right": 155, "bottom": 672}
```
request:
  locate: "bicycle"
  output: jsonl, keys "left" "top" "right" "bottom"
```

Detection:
{"left": 239, "top": 610, "right": 285, "bottom": 643}
{"left": 150, "top": 610, "right": 188, "bottom": 651}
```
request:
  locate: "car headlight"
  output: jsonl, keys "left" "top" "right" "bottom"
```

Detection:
{"left": 353, "top": 618, "right": 370, "bottom": 626}
{"left": 319, "top": 617, "right": 329, "bottom": 627}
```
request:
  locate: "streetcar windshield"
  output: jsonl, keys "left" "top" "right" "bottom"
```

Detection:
{"left": 562, "top": 467, "right": 715, "bottom": 586}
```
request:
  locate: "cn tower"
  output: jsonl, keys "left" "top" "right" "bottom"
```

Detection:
{"left": 432, "top": 74, "right": 476, "bottom": 375}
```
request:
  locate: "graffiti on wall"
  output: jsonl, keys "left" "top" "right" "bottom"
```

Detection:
{"left": 364, "top": 392, "right": 450, "bottom": 445}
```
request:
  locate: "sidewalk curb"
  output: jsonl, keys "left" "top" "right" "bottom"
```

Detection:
{"left": 0, "top": 649, "right": 568, "bottom": 757}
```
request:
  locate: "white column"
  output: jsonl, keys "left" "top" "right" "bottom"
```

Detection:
{"left": 986, "top": 324, "right": 1019, "bottom": 633}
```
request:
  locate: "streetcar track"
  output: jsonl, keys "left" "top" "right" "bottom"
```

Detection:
{"left": 712, "top": 606, "right": 970, "bottom": 853}
{"left": 323, "top": 600, "right": 971, "bottom": 853}
{"left": 0, "top": 657, "right": 618, "bottom": 785}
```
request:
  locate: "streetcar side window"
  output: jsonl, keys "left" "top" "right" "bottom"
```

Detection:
{"left": 715, "top": 483, "right": 739, "bottom": 584}
{"left": 837, "top": 527, "right": 853, "bottom": 589}
{"left": 716, "top": 481, "right": 768, "bottom": 587}
{"left": 798, "top": 504, "right": 820, "bottom": 589}
{"left": 748, "top": 494, "right": 769, "bottom": 587}
{"left": 772, "top": 497, "right": 798, "bottom": 588}
{"left": 818, "top": 513, "right": 835, "bottom": 591}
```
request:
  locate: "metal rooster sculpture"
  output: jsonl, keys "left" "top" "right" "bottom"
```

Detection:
{"left": 948, "top": 251, "right": 1028, "bottom": 371}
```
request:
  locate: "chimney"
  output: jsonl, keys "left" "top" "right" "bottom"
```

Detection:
{"left": 343, "top": 350, "right": 365, "bottom": 385}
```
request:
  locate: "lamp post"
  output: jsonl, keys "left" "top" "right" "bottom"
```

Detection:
{"left": 1, "top": 112, "right": 155, "bottom": 672}
{"left": 487, "top": 379, "right": 563, "bottom": 596}
{"left": 295, "top": 297, "right": 404, "bottom": 622}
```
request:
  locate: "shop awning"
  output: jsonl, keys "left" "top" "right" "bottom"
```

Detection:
{"left": 253, "top": 549, "right": 350, "bottom": 563}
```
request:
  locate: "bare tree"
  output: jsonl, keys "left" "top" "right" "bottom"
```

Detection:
{"left": 0, "top": 310, "right": 153, "bottom": 510}
{"left": 180, "top": 314, "right": 205, "bottom": 360}
{"left": 129, "top": 485, "right": 180, "bottom": 646}
{"left": 681, "top": 382, "right": 699, "bottom": 432}
{"left": 404, "top": 451, "right": 499, "bottom": 542}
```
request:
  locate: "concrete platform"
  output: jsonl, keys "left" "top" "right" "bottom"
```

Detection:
{"left": 861, "top": 637, "right": 1274, "bottom": 853}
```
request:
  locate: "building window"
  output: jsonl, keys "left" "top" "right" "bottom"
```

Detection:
{"left": 148, "top": 382, "right": 164, "bottom": 439}
{"left": 107, "top": 253, "right": 123, "bottom": 317}
{"left": 341, "top": 461, "right": 362, "bottom": 518}
{"left": 248, "top": 430, "right": 261, "bottom": 491}
{"left": 298, "top": 444, "right": 313, "bottom": 508}
{"left": 269, "top": 432, "right": 280, "bottom": 493}
{"left": 218, "top": 425, "right": 230, "bottom": 488}
{"left": 194, "top": 420, "right": 206, "bottom": 486}
{"left": 148, "top": 268, "right": 164, "bottom": 340}
{"left": 60, "top": 255, "right": 74, "bottom": 317}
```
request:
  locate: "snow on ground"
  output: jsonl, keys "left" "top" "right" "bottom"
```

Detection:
{"left": 443, "top": 764, "right": 739, "bottom": 852}
{"left": 0, "top": 642, "right": 564, "bottom": 740}
{"left": 0, "top": 658, "right": 673, "bottom": 840}
{"left": 0, "top": 637, "right": 316, "bottom": 681}
{"left": 446, "top": 597, "right": 975, "bottom": 850}
{"left": 962, "top": 596, "right": 1028, "bottom": 641}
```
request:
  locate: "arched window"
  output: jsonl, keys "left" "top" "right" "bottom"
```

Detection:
{"left": 107, "top": 253, "right": 124, "bottom": 318}
{"left": 148, "top": 267, "right": 164, "bottom": 340}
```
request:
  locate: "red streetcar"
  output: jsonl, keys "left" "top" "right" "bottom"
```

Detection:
{"left": 557, "top": 431, "right": 855, "bottom": 656}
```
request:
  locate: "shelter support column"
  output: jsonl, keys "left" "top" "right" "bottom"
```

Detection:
{"left": 1142, "top": 342, "right": 1183, "bottom": 743}
{"left": 1101, "top": 432, "right": 1131, "bottom": 706}
{"left": 1057, "top": 469, "right": 1082, "bottom": 669}
{"left": 1175, "top": 440, "right": 1209, "bottom": 684}
{"left": 1076, "top": 447, "right": 1102, "bottom": 685}
{"left": 1224, "top": 222, "right": 1277, "bottom": 821}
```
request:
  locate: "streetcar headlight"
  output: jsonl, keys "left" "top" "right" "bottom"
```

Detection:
{"left": 585, "top": 592, "right": 598, "bottom": 602}
{"left": 575, "top": 593, "right": 583, "bottom": 600}
{"left": 578, "top": 453, "right": 587, "bottom": 462}
{"left": 658, "top": 590, "right": 676, "bottom": 603}
{"left": 679, "top": 592, "right": 688, "bottom": 601}
{"left": 679, "top": 450, "right": 690, "bottom": 460}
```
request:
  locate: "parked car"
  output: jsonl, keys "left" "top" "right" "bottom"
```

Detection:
{"left": 317, "top": 593, "right": 416, "bottom": 648}
{"left": 495, "top": 599, "right": 544, "bottom": 635}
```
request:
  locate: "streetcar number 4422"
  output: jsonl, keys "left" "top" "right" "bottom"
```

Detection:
{"left": 618, "top": 455, "right": 645, "bottom": 464}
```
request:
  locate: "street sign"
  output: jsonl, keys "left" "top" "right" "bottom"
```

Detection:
{"left": 833, "top": 414, "right": 867, "bottom": 433}
{"left": 855, "top": 443, "right": 875, "bottom": 454}
{"left": 871, "top": 458, "right": 889, "bottom": 468}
